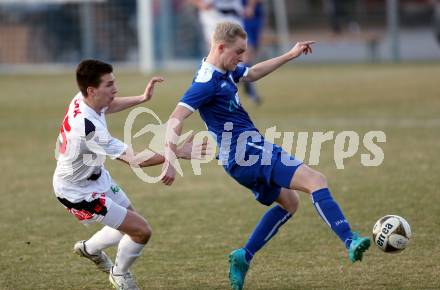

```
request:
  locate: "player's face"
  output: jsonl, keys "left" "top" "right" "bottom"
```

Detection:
{"left": 93, "top": 73, "right": 118, "bottom": 108}
{"left": 222, "top": 37, "right": 247, "bottom": 71}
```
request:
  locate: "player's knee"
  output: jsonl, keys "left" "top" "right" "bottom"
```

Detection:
{"left": 278, "top": 189, "right": 300, "bottom": 214}
{"left": 305, "top": 171, "right": 328, "bottom": 194}
{"left": 286, "top": 190, "right": 300, "bottom": 214}
{"left": 141, "top": 225, "right": 152, "bottom": 244}
{"left": 142, "top": 223, "right": 153, "bottom": 243}
{"left": 133, "top": 222, "right": 152, "bottom": 244}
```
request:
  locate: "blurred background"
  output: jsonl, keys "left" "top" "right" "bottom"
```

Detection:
{"left": 1, "top": 2, "right": 440, "bottom": 289}
{"left": 0, "top": 0, "right": 439, "bottom": 73}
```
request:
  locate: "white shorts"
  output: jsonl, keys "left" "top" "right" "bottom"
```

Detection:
{"left": 56, "top": 181, "right": 131, "bottom": 229}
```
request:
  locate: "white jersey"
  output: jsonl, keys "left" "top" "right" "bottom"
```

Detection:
{"left": 53, "top": 92, "right": 127, "bottom": 203}
{"left": 209, "top": 0, "right": 243, "bottom": 15}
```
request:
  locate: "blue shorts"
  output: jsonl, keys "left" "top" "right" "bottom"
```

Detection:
{"left": 244, "top": 18, "right": 263, "bottom": 48}
{"left": 224, "top": 141, "right": 303, "bottom": 206}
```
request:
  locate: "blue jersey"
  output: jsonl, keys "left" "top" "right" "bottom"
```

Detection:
{"left": 180, "top": 60, "right": 302, "bottom": 206}
{"left": 179, "top": 61, "right": 259, "bottom": 164}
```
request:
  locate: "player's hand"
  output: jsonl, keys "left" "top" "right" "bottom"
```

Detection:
{"left": 289, "top": 41, "right": 316, "bottom": 59}
{"left": 176, "top": 133, "right": 212, "bottom": 160}
{"left": 142, "top": 76, "right": 164, "bottom": 102}
{"left": 161, "top": 161, "right": 176, "bottom": 186}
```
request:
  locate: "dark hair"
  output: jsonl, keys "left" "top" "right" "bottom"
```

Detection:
{"left": 76, "top": 59, "right": 113, "bottom": 97}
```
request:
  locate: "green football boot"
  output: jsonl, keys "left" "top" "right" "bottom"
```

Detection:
{"left": 228, "top": 248, "right": 250, "bottom": 290}
{"left": 348, "top": 232, "right": 371, "bottom": 263}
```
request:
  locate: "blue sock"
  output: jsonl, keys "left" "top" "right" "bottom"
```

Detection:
{"left": 243, "top": 63, "right": 260, "bottom": 103}
{"left": 311, "top": 188, "right": 353, "bottom": 248}
{"left": 243, "top": 205, "right": 292, "bottom": 263}
{"left": 244, "top": 82, "right": 256, "bottom": 96}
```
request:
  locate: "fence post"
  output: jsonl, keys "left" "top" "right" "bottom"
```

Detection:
{"left": 137, "top": 0, "right": 154, "bottom": 73}
{"left": 387, "top": 0, "right": 400, "bottom": 62}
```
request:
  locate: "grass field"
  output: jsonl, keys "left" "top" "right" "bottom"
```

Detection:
{"left": 1, "top": 63, "right": 439, "bottom": 290}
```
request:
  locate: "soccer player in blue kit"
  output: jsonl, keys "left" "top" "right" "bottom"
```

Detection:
{"left": 242, "top": 0, "right": 264, "bottom": 104}
{"left": 162, "top": 22, "right": 370, "bottom": 290}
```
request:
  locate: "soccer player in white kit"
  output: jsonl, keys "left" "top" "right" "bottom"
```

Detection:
{"left": 53, "top": 59, "right": 205, "bottom": 290}
{"left": 190, "top": 0, "right": 244, "bottom": 50}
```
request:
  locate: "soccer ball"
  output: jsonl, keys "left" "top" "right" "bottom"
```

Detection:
{"left": 372, "top": 215, "right": 412, "bottom": 253}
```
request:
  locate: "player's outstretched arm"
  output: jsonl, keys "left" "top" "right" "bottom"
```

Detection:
{"left": 106, "top": 76, "right": 164, "bottom": 114}
{"left": 243, "top": 41, "right": 315, "bottom": 82}
{"left": 117, "top": 148, "right": 165, "bottom": 167}
{"left": 117, "top": 134, "right": 207, "bottom": 168}
{"left": 161, "top": 105, "right": 194, "bottom": 186}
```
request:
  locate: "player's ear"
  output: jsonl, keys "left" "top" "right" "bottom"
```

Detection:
{"left": 86, "top": 86, "right": 95, "bottom": 98}
{"left": 218, "top": 43, "right": 225, "bottom": 53}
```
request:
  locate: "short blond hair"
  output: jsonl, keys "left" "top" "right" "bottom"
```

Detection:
{"left": 212, "top": 22, "right": 247, "bottom": 44}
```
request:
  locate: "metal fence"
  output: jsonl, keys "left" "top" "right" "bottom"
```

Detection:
{"left": 0, "top": 0, "right": 137, "bottom": 65}
{"left": 0, "top": 0, "right": 439, "bottom": 73}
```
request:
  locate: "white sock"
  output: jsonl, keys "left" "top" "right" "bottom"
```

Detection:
{"left": 84, "top": 226, "right": 124, "bottom": 254}
{"left": 113, "top": 235, "right": 145, "bottom": 275}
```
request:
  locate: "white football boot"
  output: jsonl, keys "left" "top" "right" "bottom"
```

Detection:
{"left": 73, "top": 240, "right": 113, "bottom": 273}
{"left": 109, "top": 267, "right": 140, "bottom": 290}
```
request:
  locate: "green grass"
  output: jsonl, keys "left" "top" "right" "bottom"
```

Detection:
{"left": 0, "top": 63, "right": 439, "bottom": 289}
